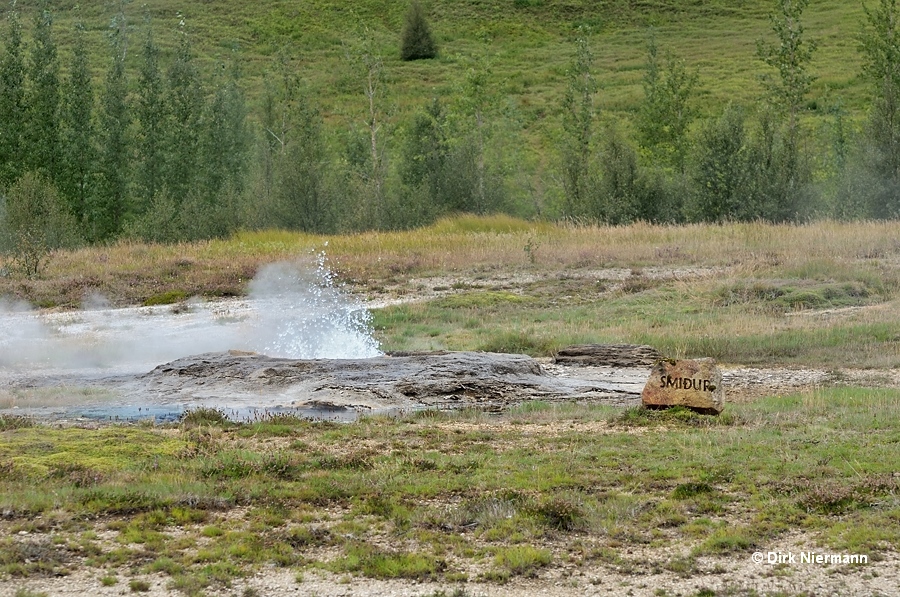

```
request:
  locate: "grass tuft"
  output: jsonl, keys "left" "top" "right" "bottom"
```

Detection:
{"left": 79, "top": 487, "right": 170, "bottom": 516}
{"left": 795, "top": 480, "right": 859, "bottom": 515}
{"left": 672, "top": 482, "right": 715, "bottom": 500}
{"left": 329, "top": 542, "right": 445, "bottom": 580}
{"left": 14, "top": 590, "right": 49, "bottom": 597}
{"left": 142, "top": 290, "right": 190, "bottom": 306}
{"left": 491, "top": 545, "right": 552, "bottom": 578}
{"left": 128, "top": 579, "right": 151, "bottom": 592}
{"left": 611, "top": 406, "right": 740, "bottom": 427}
{"left": 694, "top": 526, "right": 760, "bottom": 555}
{"left": 0, "top": 415, "right": 36, "bottom": 431}
{"left": 0, "top": 537, "right": 70, "bottom": 577}
{"left": 477, "top": 331, "right": 559, "bottom": 356}
{"left": 180, "top": 408, "right": 233, "bottom": 429}
{"left": 528, "top": 493, "right": 590, "bottom": 532}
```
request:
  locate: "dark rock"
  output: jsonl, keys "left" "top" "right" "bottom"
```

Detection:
{"left": 554, "top": 344, "right": 661, "bottom": 367}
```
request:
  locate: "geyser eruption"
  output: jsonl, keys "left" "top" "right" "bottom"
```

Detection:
{"left": 247, "top": 256, "right": 382, "bottom": 359}
{"left": 0, "top": 254, "right": 381, "bottom": 372}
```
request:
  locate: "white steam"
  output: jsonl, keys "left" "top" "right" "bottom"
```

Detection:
{"left": 247, "top": 257, "right": 381, "bottom": 359}
{"left": 0, "top": 256, "right": 381, "bottom": 372}
{"left": 0, "top": 298, "right": 52, "bottom": 367}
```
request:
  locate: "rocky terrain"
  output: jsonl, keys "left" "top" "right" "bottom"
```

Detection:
{"left": 4, "top": 341, "right": 884, "bottom": 424}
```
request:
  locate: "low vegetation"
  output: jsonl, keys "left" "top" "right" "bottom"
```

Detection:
{"left": 1, "top": 217, "right": 899, "bottom": 594}
{"left": 2, "top": 217, "right": 898, "bottom": 370}
{"left": 0, "top": 389, "right": 898, "bottom": 595}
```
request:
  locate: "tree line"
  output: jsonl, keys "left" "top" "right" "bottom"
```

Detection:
{"left": 1, "top": 0, "right": 900, "bottom": 275}
{"left": 561, "top": 0, "right": 900, "bottom": 225}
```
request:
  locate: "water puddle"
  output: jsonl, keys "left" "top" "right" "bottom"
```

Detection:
{"left": 12, "top": 404, "right": 417, "bottom": 425}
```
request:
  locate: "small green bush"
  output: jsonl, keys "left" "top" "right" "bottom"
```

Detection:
{"left": 400, "top": 1, "right": 437, "bottom": 61}
{"left": 0, "top": 172, "right": 80, "bottom": 278}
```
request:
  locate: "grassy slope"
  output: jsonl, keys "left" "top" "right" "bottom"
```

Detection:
{"left": 21, "top": 0, "right": 870, "bottom": 156}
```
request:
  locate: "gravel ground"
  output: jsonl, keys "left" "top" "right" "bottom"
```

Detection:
{"left": 4, "top": 532, "right": 897, "bottom": 597}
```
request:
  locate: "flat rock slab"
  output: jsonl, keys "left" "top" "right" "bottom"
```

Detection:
{"left": 642, "top": 358, "right": 724, "bottom": 414}
{"left": 120, "top": 350, "right": 642, "bottom": 412}
{"left": 554, "top": 344, "right": 661, "bottom": 367}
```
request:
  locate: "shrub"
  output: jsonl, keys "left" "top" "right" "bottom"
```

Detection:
{"left": 400, "top": 1, "right": 437, "bottom": 61}
{"left": 688, "top": 103, "right": 748, "bottom": 222}
{"left": 0, "top": 172, "right": 80, "bottom": 277}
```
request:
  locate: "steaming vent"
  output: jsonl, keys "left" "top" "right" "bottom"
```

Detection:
{"left": 247, "top": 256, "right": 382, "bottom": 359}
{"left": 0, "top": 255, "right": 382, "bottom": 371}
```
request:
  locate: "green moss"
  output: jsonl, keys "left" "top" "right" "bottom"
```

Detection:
{"left": 142, "top": 290, "right": 189, "bottom": 306}
{"left": 0, "top": 428, "right": 187, "bottom": 479}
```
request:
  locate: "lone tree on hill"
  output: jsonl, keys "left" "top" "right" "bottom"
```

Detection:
{"left": 400, "top": 1, "right": 437, "bottom": 61}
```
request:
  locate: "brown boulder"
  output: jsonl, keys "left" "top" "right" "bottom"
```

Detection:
{"left": 641, "top": 358, "right": 724, "bottom": 414}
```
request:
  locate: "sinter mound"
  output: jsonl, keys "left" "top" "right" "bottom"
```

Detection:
{"left": 134, "top": 350, "right": 643, "bottom": 412}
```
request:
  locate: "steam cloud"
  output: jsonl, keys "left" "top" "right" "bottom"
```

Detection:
{"left": 246, "top": 257, "right": 382, "bottom": 359}
{"left": 0, "top": 256, "right": 382, "bottom": 373}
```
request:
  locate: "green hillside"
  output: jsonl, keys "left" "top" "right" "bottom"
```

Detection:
{"left": 1, "top": 0, "right": 893, "bottom": 259}
{"left": 14, "top": 0, "right": 870, "bottom": 137}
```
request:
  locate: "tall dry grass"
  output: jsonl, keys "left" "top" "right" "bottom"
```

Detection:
{"left": 2, "top": 216, "right": 899, "bottom": 307}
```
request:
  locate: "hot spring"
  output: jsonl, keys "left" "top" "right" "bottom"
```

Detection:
{"left": 0, "top": 255, "right": 383, "bottom": 421}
